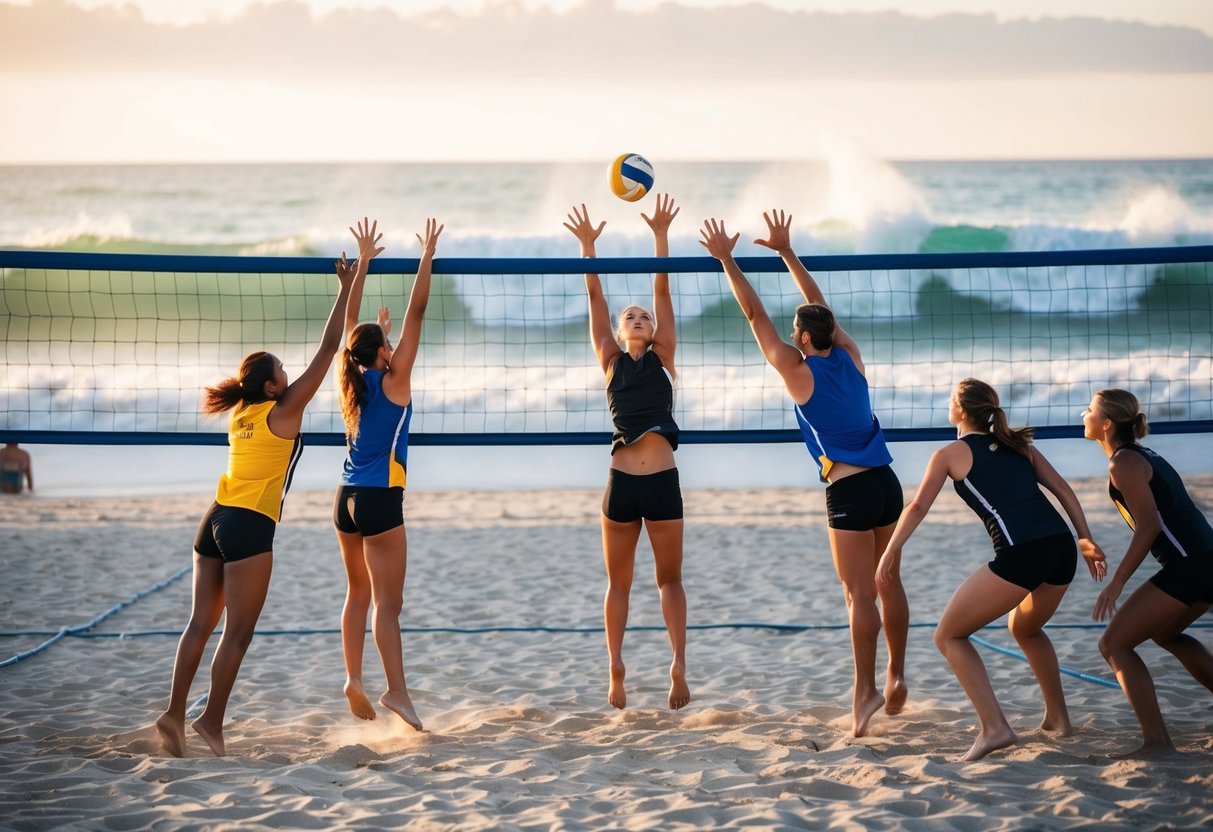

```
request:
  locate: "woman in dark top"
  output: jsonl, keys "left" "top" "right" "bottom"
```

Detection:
{"left": 1085, "top": 388, "right": 1213, "bottom": 757}
{"left": 564, "top": 194, "right": 689, "bottom": 711}
{"left": 877, "top": 379, "right": 1106, "bottom": 760}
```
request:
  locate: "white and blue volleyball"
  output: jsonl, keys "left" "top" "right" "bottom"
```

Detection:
{"left": 608, "top": 153, "right": 655, "bottom": 202}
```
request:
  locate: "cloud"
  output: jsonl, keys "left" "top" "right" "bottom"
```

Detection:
{"left": 2, "top": 0, "right": 1212, "bottom": 81}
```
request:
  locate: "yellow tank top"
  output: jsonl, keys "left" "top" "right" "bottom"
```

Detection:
{"left": 215, "top": 400, "right": 302, "bottom": 522}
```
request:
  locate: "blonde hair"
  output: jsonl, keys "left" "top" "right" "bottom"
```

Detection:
{"left": 1095, "top": 388, "right": 1149, "bottom": 447}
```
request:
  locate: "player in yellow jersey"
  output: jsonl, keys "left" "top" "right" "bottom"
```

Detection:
{"left": 155, "top": 218, "right": 383, "bottom": 758}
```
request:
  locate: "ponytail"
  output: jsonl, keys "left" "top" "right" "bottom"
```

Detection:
{"left": 338, "top": 346, "right": 368, "bottom": 440}
{"left": 1095, "top": 388, "right": 1150, "bottom": 447}
{"left": 202, "top": 351, "right": 276, "bottom": 416}
{"left": 339, "top": 322, "right": 388, "bottom": 441}
{"left": 955, "top": 377, "right": 1032, "bottom": 456}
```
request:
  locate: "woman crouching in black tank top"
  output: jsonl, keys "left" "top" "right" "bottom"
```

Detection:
{"left": 564, "top": 195, "right": 689, "bottom": 711}
{"left": 876, "top": 379, "right": 1107, "bottom": 761}
{"left": 1084, "top": 388, "right": 1213, "bottom": 757}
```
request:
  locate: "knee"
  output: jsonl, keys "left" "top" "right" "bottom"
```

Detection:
{"left": 373, "top": 594, "right": 403, "bottom": 619}
{"left": 844, "top": 586, "right": 877, "bottom": 610}
{"left": 656, "top": 574, "right": 683, "bottom": 590}
{"left": 1098, "top": 631, "right": 1118, "bottom": 662}
{"left": 933, "top": 626, "right": 962, "bottom": 655}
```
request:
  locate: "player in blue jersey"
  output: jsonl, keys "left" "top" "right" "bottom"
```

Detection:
{"left": 334, "top": 218, "right": 442, "bottom": 732}
{"left": 875, "top": 379, "right": 1107, "bottom": 760}
{"left": 700, "top": 210, "right": 908, "bottom": 737}
{"left": 1083, "top": 388, "right": 1213, "bottom": 757}
{"left": 565, "top": 195, "right": 690, "bottom": 711}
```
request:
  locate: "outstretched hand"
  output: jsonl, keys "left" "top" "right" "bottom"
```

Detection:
{"left": 1079, "top": 537, "right": 1108, "bottom": 582}
{"left": 416, "top": 217, "right": 444, "bottom": 257}
{"left": 563, "top": 204, "right": 605, "bottom": 255}
{"left": 377, "top": 306, "right": 392, "bottom": 337}
{"left": 350, "top": 217, "right": 385, "bottom": 262}
{"left": 641, "top": 193, "right": 680, "bottom": 235}
{"left": 699, "top": 218, "right": 740, "bottom": 260}
{"left": 754, "top": 209, "right": 793, "bottom": 253}
{"left": 334, "top": 252, "right": 357, "bottom": 287}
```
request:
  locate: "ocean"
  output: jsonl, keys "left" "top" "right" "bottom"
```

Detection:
{"left": 1, "top": 156, "right": 1211, "bottom": 496}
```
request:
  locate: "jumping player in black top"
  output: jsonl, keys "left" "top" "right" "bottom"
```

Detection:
{"left": 878, "top": 379, "right": 1106, "bottom": 760}
{"left": 565, "top": 195, "right": 690, "bottom": 711}
{"left": 1084, "top": 388, "right": 1213, "bottom": 757}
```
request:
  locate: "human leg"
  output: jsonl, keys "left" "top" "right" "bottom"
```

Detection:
{"left": 1098, "top": 581, "right": 1190, "bottom": 757}
{"left": 829, "top": 527, "right": 885, "bottom": 737}
{"left": 336, "top": 525, "right": 375, "bottom": 720}
{"left": 935, "top": 566, "right": 1029, "bottom": 760}
{"left": 647, "top": 517, "right": 689, "bottom": 709}
{"left": 156, "top": 552, "right": 225, "bottom": 757}
{"left": 191, "top": 551, "right": 273, "bottom": 757}
{"left": 363, "top": 524, "right": 420, "bottom": 730}
{"left": 1151, "top": 602, "right": 1213, "bottom": 693}
{"left": 1008, "top": 581, "right": 1072, "bottom": 734}
{"left": 872, "top": 522, "right": 909, "bottom": 715}
{"left": 602, "top": 515, "right": 641, "bottom": 709}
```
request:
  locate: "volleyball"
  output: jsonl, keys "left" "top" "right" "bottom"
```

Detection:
{"left": 608, "top": 153, "right": 655, "bottom": 202}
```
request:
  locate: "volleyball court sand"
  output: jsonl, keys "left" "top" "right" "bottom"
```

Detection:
{"left": 1, "top": 479, "right": 1211, "bottom": 830}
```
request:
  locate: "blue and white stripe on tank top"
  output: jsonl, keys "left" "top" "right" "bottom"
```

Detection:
{"left": 952, "top": 434, "right": 1069, "bottom": 551}
{"left": 1108, "top": 444, "right": 1213, "bottom": 565}
{"left": 341, "top": 369, "right": 412, "bottom": 489}
{"left": 793, "top": 347, "right": 892, "bottom": 482}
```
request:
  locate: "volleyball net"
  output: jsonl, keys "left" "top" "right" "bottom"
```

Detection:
{"left": 1, "top": 247, "right": 1211, "bottom": 445}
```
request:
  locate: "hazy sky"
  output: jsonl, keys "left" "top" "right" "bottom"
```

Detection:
{"left": 1, "top": 0, "right": 1211, "bottom": 162}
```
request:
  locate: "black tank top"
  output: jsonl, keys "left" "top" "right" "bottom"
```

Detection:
{"left": 1108, "top": 444, "right": 1213, "bottom": 565}
{"left": 952, "top": 434, "right": 1069, "bottom": 551}
{"left": 606, "top": 350, "right": 679, "bottom": 455}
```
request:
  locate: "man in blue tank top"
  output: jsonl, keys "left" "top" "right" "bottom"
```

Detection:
{"left": 701, "top": 209, "right": 908, "bottom": 738}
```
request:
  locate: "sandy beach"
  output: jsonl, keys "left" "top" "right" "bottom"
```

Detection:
{"left": 1, "top": 477, "right": 1211, "bottom": 830}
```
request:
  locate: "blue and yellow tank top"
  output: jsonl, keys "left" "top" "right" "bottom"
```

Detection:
{"left": 215, "top": 400, "right": 303, "bottom": 522}
{"left": 1108, "top": 444, "right": 1213, "bottom": 565}
{"left": 341, "top": 369, "right": 412, "bottom": 488}
{"left": 794, "top": 348, "right": 892, "bottom": 482}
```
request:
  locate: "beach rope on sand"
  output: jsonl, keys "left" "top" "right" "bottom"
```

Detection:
{"left": 4, "top": 567, "right": 1209, "bottom": 689}
{"left": 0, "top": 565, "right": 191, "bottom": 668}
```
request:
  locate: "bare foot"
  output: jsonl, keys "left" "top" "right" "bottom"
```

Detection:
{"left": 190, "top": 717, "right": 226, "bottom": 757}
{"left": 1111, "top": 740, "right": 1177, "bottom": 759}
{"left": 155, "top": 712, "right": 186, "bottom": 758}
{"left": 959, "top": 726, "right": 1017, "bottom": 761}
{"left": 380, "top": 689, "right": 422, "bottom": 731}
{"left": 668, "top": 662, "right": 691, "bottom": 710}
{"left": 884, "top": 675, "right": 908, "bottom": 716}
{"left": 344, "top": 679, "right": 376, "bottom": 721}
{"left": 608, "top": 663, "right": 627, "bottom": 710}
{"left": 853, "top": 691, "right": 885, "bottom": 737}
{"left": 1040, "top": 713, "right": 1073, "bottom": 737}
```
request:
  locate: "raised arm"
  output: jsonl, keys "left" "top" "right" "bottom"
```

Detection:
{"left": 388, "top": 218, "right": 444, "bottom": 386}
{"left": 875, "top": 444, "right": 955, "bottom": 590}
{"left": 1093, "top": 452, "right": 1160, "bottom": 621}
{"left": 641, "top": 193, "right": 679, "bottom": 371}
{"left": 343, "top": 218, "right": 386, "bottom": 341}
{"left": 564, "top": 204, "right": 620, "bottom": 374}
{"left": 700, "top": 218, "right": 810, "bottom": 402}
{"left": 1029, "top": 446, "right": 1107, "bottom": 581}
{"left": 269, "top": 250, "right": 359, "bottom": 434}
{"left": 755, "top": 209, "right": 864, "bottom": 373}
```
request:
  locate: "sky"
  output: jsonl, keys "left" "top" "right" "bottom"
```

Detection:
{"left": 1, "top": 0, "right": 1211, "bottom": 163}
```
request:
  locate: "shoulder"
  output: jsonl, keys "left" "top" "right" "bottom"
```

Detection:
{"left": 1109, "top": 447, "right": 1151, "bottom": 481}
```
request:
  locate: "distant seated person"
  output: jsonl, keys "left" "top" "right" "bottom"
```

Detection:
{"left": 1, "top": 442, "right": 33, "bottom": 494}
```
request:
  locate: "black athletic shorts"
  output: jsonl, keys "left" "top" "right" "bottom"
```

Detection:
{"left": 825, "top": 465, "right": 903, "bottom": 531}
{"left": 194, "top": 501, "right": 276, "bottom": 563}
{"left": 988, "top": 531, "right": 1077, "bottom": 591}
{"left": 1150, "top": 553, "right": 1213, "bottom": 606}
{"left": 333, "top": 485, "right": 405, "bottom": 537}
{"left": 602, "top": 468, "right": 683, "bottom": 524}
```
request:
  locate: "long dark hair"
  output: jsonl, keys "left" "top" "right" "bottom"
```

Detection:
{"left": 202, "top": 352, "right": 276, "bottom": 415}
{"left": 955, "top": 378, "right": 1033, "bottom": 456}
{"left": 1096, "top": 388, "right": 1149, "bottom": 447}
{"left": 795, "top": 303, "right": 835, "bottom": 350}
{"left": 339, "top": 322, "right": 387, "bottom": 440}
